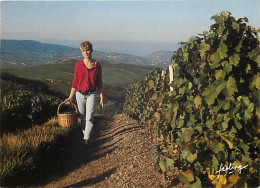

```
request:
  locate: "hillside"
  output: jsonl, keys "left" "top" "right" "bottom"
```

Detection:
{"left": 1, "top": 58, "right": 153, "bottom": 93}
{"left": 0, "top": 40, "right": 80, "bottom": 68}
{"left": 0, "top": 40, "right": 171, "bottom": 68}
{"left": 0, "top": 59, "right": 155, "bottom": 117}
{"left": 146, "top": 50, "right": 173, "bottom": 61}
{"left": 146, "top": 50, "right": 173, "bottom": 67}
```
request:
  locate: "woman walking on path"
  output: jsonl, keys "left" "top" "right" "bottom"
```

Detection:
{"left": 65, "top": 41, "right": 104, "bottom": 146}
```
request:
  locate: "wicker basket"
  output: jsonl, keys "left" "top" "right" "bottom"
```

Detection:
{"left": 57, "top": 102, "right": 78, "bottom": 127}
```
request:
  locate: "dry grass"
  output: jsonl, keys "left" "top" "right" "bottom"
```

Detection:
{"left": 0, "top": 116, "right": 70, "bottom": 179}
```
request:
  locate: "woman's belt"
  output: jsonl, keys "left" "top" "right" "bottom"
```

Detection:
{"left": 77, "top": 89, "right": 96, "bottom": 95}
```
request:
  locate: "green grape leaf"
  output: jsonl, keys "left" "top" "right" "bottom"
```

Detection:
{"left": 223, "top": 61, "right": 232, "bottom": 74}
{"left": 230, "top": 151, "right": 236, "bottom": 160}
{"left": 222, "top": 100, "right": 230, "bottom": 110}
{"left": 215, "top": 70, "right": 226, "bottom": 80}
{"left": 195, "top": 126, "right": 203, "bottom": 134}
{"left": 247, "top": 103, "right": 254, "bottom": 113}
{"left": 187, "top": 153, "right": 197, "bottom": 163}
{"left": 256, "top": 50, "right": 260, "bottom": 67}
{"left": 234, "top": 39, "right": 244, "bottom": 52}
{"left": 241, "top": 96, "right": 250, "bottom": 106}
{"left": 166, "top": 158, "right": 174, "bottom": 169}
{"left": 207, "top": 33, "right": 215, "bottom": 39}
{"left": 182, "top": 149, "right": 191, "bottom": 159}
{"left": 256, "top": 107, "right": 260, "bottom": 120}
{"left": 252, "top": 90, "right": 260, "bottom": 105}
{"left": 206, "top": 119, "right": 213, "bottom": 129}
{"left": 179, "top": 87, "right": 186, "bottom": 95}
{"left": 223, "top": 113, "right": 231, "bottom": 122}
{"left": 242, "top": 154, "right": 253, "bottom": 163}
{"left": 204, "top": 81, "right": 225, "bottom": 106}
{"left": 229, "top": 54, "right": 240, "bottom": 66}
{"left": 148, "top": 80, "right": 155, "bottom": 89}
{"left": 222, "top": 121, "right": 229, "bottom": 131}
{"left": 194, "top": 95, "right": 202, "bottom": 108}
{"left": 171, "top": 119, "right": 176, "bottom": 129}
{"left": 243, "top": 103, "right": 254, "bottom": 123}
{"left": 247, "top": 49, "right": 257, "bottom": 59}
{"left": 249, "top": 75, "right": 260, "bottom": 90}
{"left": 218, "top": 42, "right": 228, "bottom": 57}
{"left": 238, "top": 140, "right": 250, "bottom": 154}
{"left": 212, "top": 154, "right": 219, "bottom": 172}
{"left": 232, "top": 22, "right": 240, "bottom": 32}
{"left": 210, "top": 42, "right": 228, "bottom": 68}
{"left": 189, "top": 36, "right": 196, "bottom": 43}
{"left": 188, "top": 82, "right": 193, "bottom": 89}
{"left": 234, "top": 118, "right": 242, "bottom": 130}
{"left": 211, "top": 15, "right": 223, "bottom": 24}
{"left": 212, "top": 142, "right": 225, "bottom": 154}
{"left": 183, "top": 52, "right": 189, "bottom": 62}
{"left": 225, "top": 76, "right": 238, "bottom": 97}
{"left": 204, "top": 93, "right": 217, "bottom": 106}
{"left": 159, "top": 159, "right": 167, "bottom": 172}
{"left": 186, "top": 177, "right": 202, "bottom": 188}
{"left": 179, "top": 171, "right": 194, "bottom": 183}
{"left": 172, "top": 63, "right": 178, "bottom": 69}
{"left": 200, "top": 42, "right": 210, "bottom": 60}
{"left": 221, "top": 11, "right": 230, "bottom": 19}
{"left": 203, "top": 31, "right": 209, "bottom": 36}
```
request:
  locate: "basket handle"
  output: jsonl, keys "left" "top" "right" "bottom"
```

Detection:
{"left": 57, "top": 102, "right": 78, "bottom": 115}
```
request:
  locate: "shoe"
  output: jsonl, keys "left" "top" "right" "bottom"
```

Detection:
{"left": 84, "top": 139, "right": 95, "bottom": 148}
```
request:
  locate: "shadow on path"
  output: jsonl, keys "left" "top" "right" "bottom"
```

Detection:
{"left": 5, "top": 114, "right": 144, "bottom": 187}
{"left": 33, "top": 116, "right": 113, "bottom": 187}
{"left": 2, "top": 116, "right": 114, "bottom": 187}
{"left": 64, "top": 168, "right": 116, "bottom": 188}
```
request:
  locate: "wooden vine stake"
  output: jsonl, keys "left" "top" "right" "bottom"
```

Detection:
{"left": 169, "top": 65, "right": 174, "bottom": 91}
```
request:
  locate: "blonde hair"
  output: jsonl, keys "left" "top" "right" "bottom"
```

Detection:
{"left": 80, "top": 41, "right": 93, "bottom": 52}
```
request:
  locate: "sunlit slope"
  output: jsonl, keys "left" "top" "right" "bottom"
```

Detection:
{"left": 1, "top": 59, "right": 154, "bottom": 90}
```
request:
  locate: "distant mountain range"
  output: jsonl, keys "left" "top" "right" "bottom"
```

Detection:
{"left": 40, "top": 39, "right": 179, "bottom": 57}
{"left": 0, "top": 40, "right": 174, "bottom": 69}
{"left": 146, "top": 50, "right": 174, "bottom": 61}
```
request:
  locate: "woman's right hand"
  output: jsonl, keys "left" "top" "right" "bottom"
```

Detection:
{"left": 64, "top": 98, "right": 72, "bottom": 104}
{"left": 65, "top": 88, "right": 76, "bottom": 104}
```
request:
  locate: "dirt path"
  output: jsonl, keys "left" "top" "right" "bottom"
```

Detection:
{"left": 40, "top": 114, "right": 163, "bottom": 188}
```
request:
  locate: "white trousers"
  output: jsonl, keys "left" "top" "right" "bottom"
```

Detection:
{"left": 76, "top": 91, "right": 97, "bottom": 140}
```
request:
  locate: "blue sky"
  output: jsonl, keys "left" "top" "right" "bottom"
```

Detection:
{"left": 1, "top": 0, "right": 259, "bottom": 55}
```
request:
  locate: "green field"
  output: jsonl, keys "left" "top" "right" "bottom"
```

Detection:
{"left": 1, "top": 59, "right": 154, "bottom": 97}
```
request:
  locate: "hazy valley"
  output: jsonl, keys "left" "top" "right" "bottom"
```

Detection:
{"left": 0, "top": 40, "right": 174, "bottom": 69}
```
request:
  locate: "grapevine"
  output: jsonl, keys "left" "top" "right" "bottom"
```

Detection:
{"left": 124, "top": 11, "right": 260, "bottom": 187}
